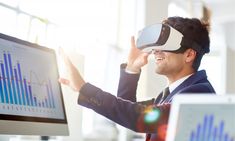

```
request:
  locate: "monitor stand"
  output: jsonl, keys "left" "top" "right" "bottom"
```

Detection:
{"left": 41, "top": 136, "right": 49, "bottom": 141}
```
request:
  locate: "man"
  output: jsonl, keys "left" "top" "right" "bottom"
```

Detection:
{"left": 59, "top": 16, "right": 215, "bottom": 141}
{"left": 116, "top": 17, "right": 216, "bottom": 140}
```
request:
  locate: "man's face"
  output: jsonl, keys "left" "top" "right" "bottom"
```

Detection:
{"left": 153, "top": 50, "right": 186, "bottom": 76}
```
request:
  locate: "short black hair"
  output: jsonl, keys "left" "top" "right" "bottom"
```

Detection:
{"left": 164, "top": 17, "right": 210, "bottom": 71}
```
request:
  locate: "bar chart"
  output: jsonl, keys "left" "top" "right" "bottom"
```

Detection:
{"left": 0, "top": 52, "right": 56, "bottom": 109}
{"left": 174, "top": 104, "right": 235, "bottom": 141}
{"left": 0, "top": 35, "right": 66, "bottom": 120}
{"left": 189, "top": 114, "right": 234, "bottom": 141}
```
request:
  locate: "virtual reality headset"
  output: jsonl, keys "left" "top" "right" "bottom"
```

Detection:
{"left": 136, "top": 23, "right": 204, "bottom": 53}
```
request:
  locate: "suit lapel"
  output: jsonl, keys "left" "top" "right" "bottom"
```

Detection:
{"left": 164, "top": 70, "right": 207, "bottom": 102}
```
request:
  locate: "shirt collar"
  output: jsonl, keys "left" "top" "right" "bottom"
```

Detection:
{"left": 168, "top": 73, "right": 194, "bottom": 93}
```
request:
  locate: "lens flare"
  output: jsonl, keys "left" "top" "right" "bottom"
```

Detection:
{"left": 158, "top": 124, "right": 168, "bottom": 140}
{"left": 144, "top": 108, "right": 160, "bottom": 123}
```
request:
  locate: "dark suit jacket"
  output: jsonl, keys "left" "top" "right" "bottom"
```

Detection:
{"left": 78, "top": 65, "right": 215, "bottom": 141}
{"left": 117, "top": 64, "right": 216, "bottom": 141}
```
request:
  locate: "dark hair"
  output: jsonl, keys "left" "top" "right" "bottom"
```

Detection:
{"left": 164, "top": 17, "right": 210, "bottom": 71}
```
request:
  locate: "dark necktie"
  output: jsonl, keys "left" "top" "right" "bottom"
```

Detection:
{"left": 160, "top": 87, "right": 170, "bottom": 103}
{"left": 146, "top": 87, "right": 170, "bottom": 140}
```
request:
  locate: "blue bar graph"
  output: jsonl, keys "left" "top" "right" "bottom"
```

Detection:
{"left": 13, "top": 68, "right": 22, "bottom": 105}
{"left": 1, "top": 62, "right": 9, "bottom": 103}
{"left": 0, "top": 52, "right": 56, "bottom": 109}
{"left": 17, "top": 62, "right": 26, "bottom": 105}
{"left": 8, "top": 53, "right": 18, "bottom": 104}
{"left": 28, "top": 85, "right": 34, "bottom": 106}
{"left": 0, "top": 73, "right": 4, "bottom": 103}
{"left": 23, "top": 78, "right": 30, "bottom": 106}
{"left": 34, "top": 97, "right": 37, "bottom": 107}
{"left": 3, "top": 52, "right": 13, "bottom": 104}
{"left": 189, "top": 114, "right": 234, "bottom": 141}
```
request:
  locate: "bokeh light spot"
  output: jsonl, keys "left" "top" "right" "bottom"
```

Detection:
{"left": 144, "top": 108, "right": 160, "bottom": 123}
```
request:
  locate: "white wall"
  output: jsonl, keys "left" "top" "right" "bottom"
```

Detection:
{"left": 223, "top": 22, "right": 235, "bottom": 94}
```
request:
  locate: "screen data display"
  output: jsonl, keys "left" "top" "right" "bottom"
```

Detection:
{"left": 0, "top": 34, "right": 66, "bottom": 123}
{"left": 175, "top": 104, "right": 235, "bottom": 141}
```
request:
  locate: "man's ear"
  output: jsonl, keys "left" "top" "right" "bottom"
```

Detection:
{"left": 185, "top": 49, "right": 197, "bottom": 63}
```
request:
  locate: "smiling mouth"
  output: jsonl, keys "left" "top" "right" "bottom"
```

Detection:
{"left": 155, "top": 57, "right": 165, "bottom": 64}
{"left": 156, "top": 58, "right": 163, "bottom": 60}
{"left": 155, "top": 57, "right": 164, "bottom": 61}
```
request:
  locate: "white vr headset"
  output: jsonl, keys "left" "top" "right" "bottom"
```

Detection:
{"left": 136, "top": 23, "right": 204, "bottom": 53}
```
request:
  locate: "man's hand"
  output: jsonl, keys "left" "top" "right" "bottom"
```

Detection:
{"left": 126, "top": 36, "right": 150, "bottom": 73}
{"left": 58, "top": 48, "right": 85, "bottom": 92}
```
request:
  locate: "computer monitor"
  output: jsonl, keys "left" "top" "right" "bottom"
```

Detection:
{"left": 166, "top": 94, "right": 235, "bottom": 141}
{"left": 0, "top": 33, "right": 69, "bottom": 136}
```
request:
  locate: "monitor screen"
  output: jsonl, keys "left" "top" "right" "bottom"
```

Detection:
{"left": 166, "top": 95, "right": 235, "bottom": 141}
{"left": 0, "top": 33, "right": 69, "bottom": 136}
{"left": 175, "top": 104, "right": 235, "bottom": 141}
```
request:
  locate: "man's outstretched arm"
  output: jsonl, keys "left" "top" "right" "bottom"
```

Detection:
{"left": 78, "top": 83, "right": 170, "bottom": 133}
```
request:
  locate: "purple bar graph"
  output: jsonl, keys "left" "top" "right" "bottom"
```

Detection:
{"left": 189, "top": 115, "right": 234, "bottom": 141}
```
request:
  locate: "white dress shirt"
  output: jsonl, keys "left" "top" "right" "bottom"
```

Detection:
{"left": 168, "top": 73, "right": 193, "bottom": 93}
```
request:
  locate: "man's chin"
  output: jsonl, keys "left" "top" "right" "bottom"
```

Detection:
{"left": 155, "top": 69, "right": 164, "bottom": 75}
